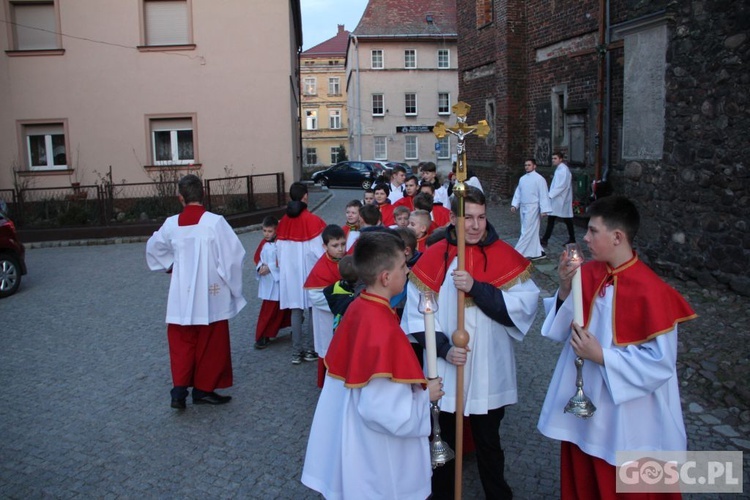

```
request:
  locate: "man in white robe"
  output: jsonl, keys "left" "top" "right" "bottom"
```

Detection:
{"left": 401, "top": 187, "right": 539, "bottom": 499}
{"left": 541, "top": 151, "right": 576, "bottom": 246}
{"left": 511, "top": 158, "right": 551, "bottom": 259}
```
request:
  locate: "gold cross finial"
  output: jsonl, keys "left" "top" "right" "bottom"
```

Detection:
{"left": 433, "top": 101, "right": 490, "bottom": 182}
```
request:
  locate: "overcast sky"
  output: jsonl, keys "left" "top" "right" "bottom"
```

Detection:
{"left": 300, "top": 0, "right": 369, "bottom": 50}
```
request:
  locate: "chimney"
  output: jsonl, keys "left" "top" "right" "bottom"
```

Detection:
{"left": 338, "top": 24, "right": 345, "bottom": 34}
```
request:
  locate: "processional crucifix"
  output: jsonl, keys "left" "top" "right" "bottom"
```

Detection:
{"left": 433, "top": 102, "right": 490, "bottom": 500}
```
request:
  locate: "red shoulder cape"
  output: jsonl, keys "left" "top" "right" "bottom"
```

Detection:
{"left": 410, "top": 234, "right": 532, "bottom": 294}
{"left": 325, "top": 291, "right": 427, "bottom": 388}
{"left": 178, "top": 204, "right": 206, "bottom": 226}
{"left": 581, "top": 253, "right": 697, "bottom": 346}
{"left": 393, "top": 195, "right": 415, "bottom": 211}
{"left": 277, "top": 209, "right": 326, "bottom": 242}
{"left": 431, "top": 205, "right": 451, "bottom": 228}
{"left": 342, "top": 223, "right": 359, "bottom": 237}
{"left": 253, "top": 239, "right": 267, "bottom": 265}
{"left": 379, "top": 203, "right": 395, "bottom": 226}
{"left": 304, "top": 253, "right": 342, "bottom": 289}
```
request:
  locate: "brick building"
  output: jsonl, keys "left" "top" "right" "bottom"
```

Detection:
{"left": 456, "top": 0, "right": 749, "bottom": 294}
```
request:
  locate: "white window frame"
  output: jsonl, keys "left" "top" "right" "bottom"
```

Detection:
{"left": 438, "top": 136, "right": 451, "bottom": 159}
{"left": 371, "top": 49, "right": 384, "bottom": 69}
{"left": 437, "top": 49, "right": 450, "bottom": 69}
{"left": 305, "top": 109, "right": 318, "bottom": 130}
{"left": 330, "top": 146, "right": 341, "bottom": 164}
{"left": 305, "top": 147, "right": 317, "bottom": 166}
{"left": 8, "top": 0, "right": 61, "bottom": 51}
{"left": 438, "top": 92, "right": 451, "bottom": 115}
{"left": 304, "top": 77, "right": 317, "bottom": 96}
{"left": 374, "top": 136, "right": 387, "bottom": 160}
{"left": 405, "top": 136, "right": 418, "bottom": 160}
{"left": 328, "top": 77, "right": 340, "bottom": 95}
{"left": 21, "top": 121, "right": 68, "bottom": 171}
{"left": 372, "top": 94, "right": 384, "bottom": 116}
{"left": 404, "top": 49, "right": 417, "bottom": 69}
{"left": 149, "top": 117, "right": 195, "bottom": 166}
{"left": 142, "top": 0, "right": 192, "bottom": 47}
{"left": 329, "top": 109, "right": 341, "bottom": 130}
{"left": 405, "top": 93, "right": 417, "bottom": 116}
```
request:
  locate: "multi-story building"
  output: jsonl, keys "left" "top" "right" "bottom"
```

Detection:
{"left": 456, "top": 0, "right": 749, "bottom": 294}
{"left": 300, "top": 24, "right": 349, "bottom": 169}
{"left": 0, "top": 0, "right": 303, "bottom": 190}
{"left": 346, "top": 0, "right": 459, "bottom": 174}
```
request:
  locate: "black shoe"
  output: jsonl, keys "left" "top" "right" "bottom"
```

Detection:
{"left": 254, "top": 337, "right": 270, "bottom": 350}
{"left": 171, "top": 398, "right": 186, "bottom": 409}
{"left": 530, "top": 252, "right": 547, "bottom": 261}
{"left": 193, "top": 392, "right": 232, "bottom": 405}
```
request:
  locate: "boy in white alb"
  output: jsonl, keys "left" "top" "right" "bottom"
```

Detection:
{"left": 302, "top": 231, "right": 443, "bottom": 500}
{"left": 537, "top": 196, "right": 696, "bottom": 499}
{"left": 511, "top": 158, "right": 551, "bottom": 260}
{"left": 253, "top": 216, "right": 290, "bottom": 350}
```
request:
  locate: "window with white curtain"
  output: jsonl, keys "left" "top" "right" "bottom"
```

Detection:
{"left": 150, "top": 117, "right": 194, "bottom": 165}
{"left": 374, "top": 136, "right": 387, "bottom": 160}
{"left": 405, "top": 136, "right": 418, "bottom": 160}
{"left": 143, "top": 0, "right": 190, "bottom": 46}
{"left": 329, "top": 109, "right": 341, "bottom": 129}
{"left": 23, "top": 122, "right": 67, "bottom": 170}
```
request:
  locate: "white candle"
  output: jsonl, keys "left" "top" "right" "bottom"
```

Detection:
{"left": 572, "top": 266, "right": 584, "bottom": 326}
{"left": 424, "top": 308, "right": 438, "bottom": 379}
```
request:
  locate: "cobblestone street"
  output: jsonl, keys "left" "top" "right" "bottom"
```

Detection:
{"left": 0, "top": 187, "right": 747, "bottom": 498}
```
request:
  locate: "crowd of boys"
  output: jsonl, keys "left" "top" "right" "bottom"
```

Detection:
{"left": 147, "top": 162, "right": 695, "bottom": 499}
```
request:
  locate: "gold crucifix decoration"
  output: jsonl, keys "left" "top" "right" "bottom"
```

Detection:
{"left": 433, "top": 101, "right": 490, "bottom": 500}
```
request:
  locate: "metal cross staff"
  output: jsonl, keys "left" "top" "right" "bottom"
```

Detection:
{"left": 433, "top": 102, "right": 490, "bottom": 500}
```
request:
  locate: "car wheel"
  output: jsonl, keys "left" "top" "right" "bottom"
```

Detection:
{"left": 0, "top": 253, "right": 22, "bottom": 298}
{"left": 361, "top": 179, "right": 373, "bottom": 190}
{"left": 319, "top": 176, "right": 330, "bottom": 187}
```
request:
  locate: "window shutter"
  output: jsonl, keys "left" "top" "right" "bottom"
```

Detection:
{"left": 14, "top": 3, "right": 57, "bottom": 50}
{"left": 145, "top": 1, "right": 189, "bottom": 46}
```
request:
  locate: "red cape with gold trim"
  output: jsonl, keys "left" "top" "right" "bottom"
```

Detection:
{"left": 277, "top": 209, "right": 326, "bottom": 242}
{"left": 580, "top": 253, "right": 697, "bottom": 346}
{"left": 304, "top": 253, "right": 341, "bottom": 289}
{"left": 410, "top": 229, "right": 532, "bottom": 294}
{"left": 324, "top": 291, "right": 427, "bottom": 388}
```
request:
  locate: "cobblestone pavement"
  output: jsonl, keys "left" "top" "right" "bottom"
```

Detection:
{"left": 1, "top": 187, "right": 747, "bottom": 499}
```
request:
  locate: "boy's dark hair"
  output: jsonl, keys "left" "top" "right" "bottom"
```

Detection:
{"left": 346, "top": 199, "right": 363, "bottom": 209}
{"left": 363, "top": 188, "right": 375, "bottom": 196}
{"left": 395, "top": 226, "right": 417, "bottom": 252}
{"left": 354, "top": 231, "right": 405, "bottom": 286}
{"left": 178, "top": 174, "right": 203, "bottom": 203}
{"left": 391, "top": 165, "right": 407, "bottom": 175}
{"left": 419, "top": 180, "right": 436, "bottom": 194}
{"left": 393, "top": 205, "right": 410, "bottom": 218}
{"left": 322, "top": 224, "right": 346, "bottom": 244}
{"left": 526, "top": 158, "right": 537, "bottom": 165}
{"left": 261, "top": 216, "right": 278, "bottom": 228}
{"left": 553, "top": 151, "right": 565, "bottom": 159}
{"left": 289, "top": 181, "right": 308, "bottom": 202}
{"left": 413, "top": 192, "right": 434, "bottom": 211}
{"left": 587, "top": 195, "right": 640, "bottom": 244}
{"left": 419, "top": 161, "right": 437, "bottom": 173}
{"left": 404, "top": 174, "right": 419, "bottom": 185}
{"left": 426, "top": 226, "right": 447, "bottom": 247}
{"left": 359, "top": 203, "right": 382, "bottom": 226}
{"left": 373, "top": 183, "right": 391, "bottom": 195}
{"left": 450, "top": 186, "right": 485, "bottom": 215}
{"left": 337, "top": 255, "right": 358, "bottom": 283}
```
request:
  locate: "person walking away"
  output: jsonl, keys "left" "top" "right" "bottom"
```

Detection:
{"left": 541, "top": 151, "right": 576, "bottom": 246}
{"left": 511, "top": 158, "right": 551, "bottom": 260}
{"left": 146, "top": 174, "right": 246, "bottom": 409}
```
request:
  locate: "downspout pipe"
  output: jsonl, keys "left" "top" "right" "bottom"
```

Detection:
{"left": 603, "top": 0, "right": 611, "bottom": 182}
{"left": 595, "top": 0, "right": 607, "bottom": 182}
{"left": 353, "top": 35, "right": 362, "bottom": 160}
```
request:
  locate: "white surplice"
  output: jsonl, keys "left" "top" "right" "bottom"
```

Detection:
{"left": 277, "top": 236, "right": 324, "bottom": 310}
{"left": 307, "top": 288, "right": 334, "bottom": 357}
{"left": 537, "top": 288, "right": 687, "bottom": 465}
{"left": 302, "top": 377, "right": 432, "bottom": 500}
{"left": 400, "top": 257, "right": 540, "bottom": 415}
{"left": 146, "top": 211, "right": 246, "bottom": 325}
{"left": 256, "top": 240, "right": 280, "bottom": 301}
{"left": 548, "top": 162, "right": 574, "bottom": 217}
{"left": 512, "top": 170, "right": 551, "bottom": 258}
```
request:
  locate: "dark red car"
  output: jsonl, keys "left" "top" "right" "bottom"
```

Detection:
{"left": 0, "top": 211, "right": 26, "bottom": 298}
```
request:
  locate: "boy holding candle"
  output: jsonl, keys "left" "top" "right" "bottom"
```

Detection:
{"left": 537, "top": 196, "right": 696, "bottom": 499}
{"left": 302, "top": 231, "right": 443, "bottom": 499}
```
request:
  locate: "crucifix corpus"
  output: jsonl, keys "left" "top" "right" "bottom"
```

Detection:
{"left": 433, "top": 102, "right": 490, "bottom": 500}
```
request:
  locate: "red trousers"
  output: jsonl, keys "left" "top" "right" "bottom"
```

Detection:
{"left": 561, "top": 442, "right": 682, "bottom": 500}
{"left": 167, "top": 320, "right": 232, "bottom": 392}
{"left": 255, "top": 299, "right": 291, "bottom": 341}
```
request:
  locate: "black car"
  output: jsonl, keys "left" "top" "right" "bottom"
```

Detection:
{"left": 0, "top": 210, "right": 27, "bottom": 298}
{"left": 312, "top": 161, "right": 386, "bottom": 190}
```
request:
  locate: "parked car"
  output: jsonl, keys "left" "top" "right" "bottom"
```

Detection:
{"left": 0, "top": 210, "right": 27, "bottom": 298}
{"left": 384, "top": 161, "right": 414, "bottom": 176}
{"left": 312, "top": 161, "right": 386, "bottom": 190}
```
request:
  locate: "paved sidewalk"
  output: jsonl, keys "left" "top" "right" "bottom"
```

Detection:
{"left": 0, "top": 186, "right": 746, "bottom": 499}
